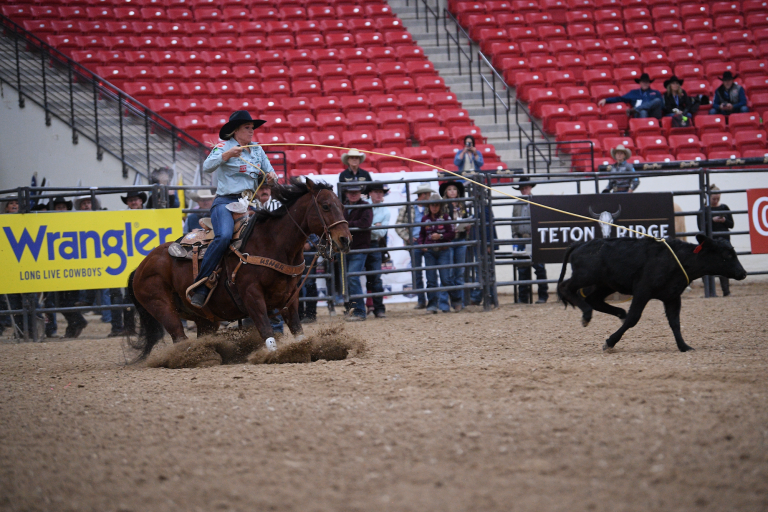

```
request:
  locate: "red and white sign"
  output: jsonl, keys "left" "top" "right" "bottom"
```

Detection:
{"left": 747, "top": 188, "right": 768, "bottom": 254}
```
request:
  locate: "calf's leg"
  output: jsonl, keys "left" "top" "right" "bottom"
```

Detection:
{"left": 585, "top": 286, "right": 627, "bottom": 321}
{"left": 604, "top": 294, "right": 650, "bottom": 350}
{"left": 558, "top": 279, "right": 593, "bottom": 326}
{"left": 663, "top": 296, "right": 693, "bottom": 352}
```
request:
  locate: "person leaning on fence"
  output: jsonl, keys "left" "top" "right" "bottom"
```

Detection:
{"left": 598, "top": 72, "right": 663, "bottom": 119}
{"left": 662, "top": 75, "right": 702, "bottom": 128}
{"left": 710, "top": 71, "right": 749, "bottom": 116}
{"left": 439, "top": 180, "right": 471, "bottom": 307}
{"left": 419, "top": 194, "right": 464, "bottom": 313}
{"left": 511, "top": 176, "right": 548, "bottom": 304}
{"left": 364, "top": 182, "right": 391, "bottom": 319}
{"left": 342, "top": 184, "right": 373, "bottom": 322}
{"left": 603, "top": 145, "right": 640, "bottom": 193}
{"left": 395, "top": 185, "right": 435, "bottom": 309}
{"left": 454, "top": 135, "right": 484, "bottom": 172}
{"left": 122, "top": 190, "right": 147, "bottom": 210}
{"left": 1, "top": 194, "right": 20, "bottom": 214}
{"left": 184, "top": 189, "right": 215, "bottom": 234}
{"left": 145, "top": 167, "right": 180, "bottom": 209}
{"left": 698, "top": 184, "right": 735, "bottom": 297}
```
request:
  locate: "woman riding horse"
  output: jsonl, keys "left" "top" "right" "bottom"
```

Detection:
{"left": 190, "top": 110, "right": 278, "bottom": 309}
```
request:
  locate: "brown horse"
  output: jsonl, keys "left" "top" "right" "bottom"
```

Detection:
{"left": 126, "top": 178, "right": 351, "bottom": 361}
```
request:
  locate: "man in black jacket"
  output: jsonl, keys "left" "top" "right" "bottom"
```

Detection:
{"left": 698, "top": 184, "right": 734, "bottom": 297}
{"left": 342, "top": 184, "right": 373, "bottom": 321}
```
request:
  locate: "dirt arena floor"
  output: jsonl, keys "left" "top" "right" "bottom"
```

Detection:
{"left": 1, "top": 282, "right": 767, "bottom": 512}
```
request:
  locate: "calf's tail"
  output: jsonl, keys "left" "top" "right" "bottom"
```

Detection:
{"left": 557, "top": 245, "right": 576, "bottom": 309}
{"left": 125, "top": 270, "right": 165, "bottom": 363}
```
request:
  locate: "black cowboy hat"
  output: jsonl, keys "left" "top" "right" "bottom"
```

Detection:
{"left": 48, "top": 196, "right": 73, "bottom": 210}
{"left": 219, "top": 110, "right": 267, "bottom": 140}
{"left": 663, "top": 75, "right": 684, "bottom": 88}
{"left": 720, "top": 71, "right": 739, "bottom": 81}
{"left": 634, "top": 72, "right": 652, "bottom": 84}
{"left": 512, "top": 173, "right": 537, "bottom": 190}
{"left": 121, "top": 190, "right": 148, "bottom": 205}
{"left": 365, "top": 181, "right": 390, "bottom": 195}
{"left": 439, "top": 180, "right": 465, "bottom": 198}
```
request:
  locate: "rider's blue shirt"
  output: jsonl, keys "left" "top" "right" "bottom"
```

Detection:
{"left": 203, "top": 139, "right": 274, "bottom": 196}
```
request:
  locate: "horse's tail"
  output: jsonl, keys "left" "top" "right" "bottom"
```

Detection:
{"left": 125, "top": 269, "right": 165, "bottom": 363}
{"left": 557, "top": 244, "right": 577, "bottom": 309}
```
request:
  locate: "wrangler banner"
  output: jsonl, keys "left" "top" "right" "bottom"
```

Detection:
{"left": 530, "top": 193, "right": 675, "bottom": 264}
{"left": 0, "top": 209, "right": 183, "bottom": 294}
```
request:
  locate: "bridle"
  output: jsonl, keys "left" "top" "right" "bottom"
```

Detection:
{"left": 284, "top": 188, "right": 348, "bottom": 261}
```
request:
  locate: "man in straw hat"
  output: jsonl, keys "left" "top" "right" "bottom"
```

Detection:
{"left": 184, "top": 189, "right": 215, "bottom": 233}
{"left": 396, "top": 184, "right": 436, "bottom": 309}
{"left": 710, "top": 71, "right": 749, "bottom": 116}
{"left": 598, "top": 72, "right": 663, "bottom": 119}
{"left": 190, "top": 110, "right": 277, "bottom": 310}
{"left": 338, "top": 149, "right": 372, "bottom": 201}
{"left": 121, "top": 191, "right": 147, "bottom": 210}
{"left": 511, "top": 173, "right": 548, "bottom": 304}
{"left": 603, "top": 144, "right": 639, "bottom": 193}
{"left": 74, "top": 194, "right": 100, "bottom": 212}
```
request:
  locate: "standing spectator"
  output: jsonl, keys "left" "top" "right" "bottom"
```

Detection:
{"left": 342, "top": 184, "right": 372, "bottom": 322}
{"left": 419, "top": 194, "right": 463, "bottom": 313}
{"left": 1, "top": 194, "right": 20, "bottom": 214}
{"left": 338, "top": 149, "right": 373, "bottom": 201}
{"left": 710, "top": 71, "right": 749, "bottom": 116}
{"left": 440, "top": 180, "right": 471, "bottom": 307}
{"left": 364, "top": 182, "right": 391, "bottom": 319}
{"left": 395, "top": 185, "right": 436, "bottom": 309}
{"left": 122, "top": 190, "right": 147, "bottom": 210}
{"left": 454, "top": 135, "right": 484, "bottom": 172}
{"left": 146, "top": 167, "right": 180, "bottom": 209}
{"left": 298, "top": 234, "right": 320, "bottom": 324}
{"left": 603, "top": 145, "right": 639, "bottom": 193}
{"left": 47, "top": 197, "right": 88, "bottom": 338}
{"left": 698, "top": 185, "right": 734, "bottom": 297}
{"left": 184, "top": 189, "right": 215, "bottom": 234}
{"left": 73, "top": 194, "right": 109, "bottom": 326}
{"left": 511, "top": 177, "right": 548, "bottom": 304}
{"left": 598, "top": 73, "right": 663, "bottom": 119}
{"left": 1, "top": 195, "right": 22, "bottom": 337}
{"left": 662, "top": 76, "right": 701, "bottom": 127}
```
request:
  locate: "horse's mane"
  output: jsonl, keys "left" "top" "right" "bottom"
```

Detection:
{"left": 251, "top": 177, "right": 334, "bottom": 223}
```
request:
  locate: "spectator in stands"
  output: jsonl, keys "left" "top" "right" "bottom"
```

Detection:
{"left": 511, "top": 176, "right": 548, "bottom": 304}
{"left": 603, "top": 145, "right": 639, "bottom": 193}
{"left": 299, "top": 234, "right": 320, "bottom": 324}
{"left": 364, "top": 182, "right": 390, "bottom": 319}
{"left": 396, "top": 184, "right": 436, "bottom": 309}
{"left": 698, "top": 185, "right": 734, "bottom": 297}
{"left": 339, "top": 149, "right": 372, "bottom": 201}
{"left": 1, "top": 195, "right": 19, "bottom": 214}
{"left": 343, "top": 184, "right": 373, "bottom": 322}
{"left": 74, "top": 194, "right": 100, "bottom": 212}
{"left": 710, "top": 72, "right": 749, "bottom": 116}
{"left": 146, "top": 167, "right": 180, "bottom": 209}
{"left": 598, "top": 73, "right": 663, "bottom": 119}
{"left": 419, "top": 193, "right": 463, "bottom": 313}
{"left": 440, "top": 180, "right": 471, "bottom": 307}
{"left": 662, "top": 76, "right": 701, "bottom": 127}
{"left": 454, "top": 135, "right": 484, "bottom": 172}
{"left": 122, "top": 190, "right": 147, "bottom": 210}
{"left": 251, "top": 182, "right": 281, "bottom": 212}
{"left": 184, "top": 189, "right": 215, "bottom": 233}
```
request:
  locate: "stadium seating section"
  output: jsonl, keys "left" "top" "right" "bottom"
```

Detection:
{"left": 4, "top": 0, "right": 506, "bottom": 176}
{"left": 451, "top": 0, "right": 768, "bottom": 170}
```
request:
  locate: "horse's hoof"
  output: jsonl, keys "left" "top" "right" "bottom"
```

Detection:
{"left": 265, "top": 337, "right": 277, "bottom": 352}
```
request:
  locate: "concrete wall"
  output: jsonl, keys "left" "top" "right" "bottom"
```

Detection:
{"left": 0, "top": 94, "right": 133, "bottom": 211}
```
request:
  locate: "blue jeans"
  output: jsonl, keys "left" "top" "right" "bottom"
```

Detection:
{"left": 196, "top": 195, "right": 238, "bottom": 292}
{"left": 365, "top": 250, "right": 385, "bottom": 314}
{"left": 440, "top": 243, "right": 468, "bottom": 309}
{"left": 410, "top": 249, "right": 426, "bottom": 305}
{"left": 636, "top": 97, "right": 662, "bottom": 119}
{"left": 345, "top": 253, "right": 367, "bottom": 319}
{"left": 424, "top": 248, "right": 461, "bottom": 310}
{"left": 709, "top": 105, "right": 749, "bottom": 115}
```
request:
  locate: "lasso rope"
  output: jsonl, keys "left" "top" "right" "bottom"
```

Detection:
{"left": 226, "top": 142, "right": 691, "bottom": 285}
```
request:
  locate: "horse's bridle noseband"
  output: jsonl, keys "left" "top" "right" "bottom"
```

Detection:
{"left": 285, "top": 189, "right": 348, "bottom": 261}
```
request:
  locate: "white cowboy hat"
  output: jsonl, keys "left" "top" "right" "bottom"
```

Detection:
{"left": 610, "top": 144, "right": 632, "bottom": 159}
{"left": 73, "top": 194, "right": 101, "bottom": 211}
{"left": 341, "top": 149, "right": 366, "bottom": 166}
{"left": 187, "top": 188, "right": 216, "bottom": 201}
{"left": 414, "top": 185, "right": 436, "bottom": 196}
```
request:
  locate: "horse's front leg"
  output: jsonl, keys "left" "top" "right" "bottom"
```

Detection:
{"left": 243, "top": 291, "right": 277, "bottom": 352}
{"left": 284, "top": 298, "right": 304, "bottom": 340}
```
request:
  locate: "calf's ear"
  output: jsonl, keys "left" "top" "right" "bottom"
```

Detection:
{"left": 695, "top": 234, "right": 712, "bottom": 246}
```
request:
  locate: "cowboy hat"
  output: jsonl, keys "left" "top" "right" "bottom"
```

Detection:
{"left": 663, "top": 75, "right": 684, "bottom": 88}
{"left": 121, "top": 190, "right": 148, "bottom": 205}
{"left": 610, "top": 144, "right": 632, "bottom": 159}
{"left": 73, "top": 194, "right": 101, "bottom": 211}
{"left": 341, "top": 148, "right": 366, "bottom": 166}
{"left": 427, "top": 193, "right": 444, "bottom": 203}
{"left": 634, "top": 72, "right": 652, "bottom": 84}
{"left": 414, "top": 185, "right": 436, "bottom": 196}
{"left": 439, "top": 180, "right": 465, "bottom": 198}
{"left": 365, "top": 181, "right": 390, "bottom": 195}
{"left": 512, "top": 171, "right": 537, "bottom": 190}
{"left": 187, "top": 188, "right": 216, "bottom": 201}
{"left": 48, "top": 196, "right": 73, "bottom": 210}
{"left": 720, "top": 71, "right": 739, "bottom": 81}
{"left": 219, "top": 110, "right": 267, "bottom": 141}
{"left": 343, "top": 183, "right": 365, "bottom": 193}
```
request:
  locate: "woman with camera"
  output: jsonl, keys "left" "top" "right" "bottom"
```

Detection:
{"left": 453, "top": 135, "right": 484, "bottom": 172}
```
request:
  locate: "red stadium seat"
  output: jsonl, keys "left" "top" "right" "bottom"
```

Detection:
{"left": 399, "top": 93, "right": 430, "bottom": 110}
{"left": 636, "top": 135, "right": 670, "bottom": 157}
{"left": 378, "top": 111, "right": 409, "bottom": 132}
{"left": 668, "top": 134, "right": 703, "bottom": 155}
{"left": 514, "top": 72, "right": 547, "bottom": 101}
{"left": 528, "top": 88, "right": 561, "bottom": 117}
{"left": 368, "top": 47, "right": 398, "bottom": 63}
{"left": 451, "top": 126, "right": 484, "bottom": 144}
{"left": 417, "top": 127, "right": 452, "bottom": 146}
{"left": 347, "top": 112, "right": 378, "bottom": 132}
{"left": 629, "top": 118, "right": 662, "bottom": 138}
{"left": 530, "top": 56, "right": 559, "bottom": 73}
{"left": 560, "top": 86, "right": 592, "bottom": 105}
{"left": 395, "top": 46, "right": 427, "bottom": 62}
{"left": 583, "top": 69, "right": 613, "bottom": 87}
{"left": 415, "top": 76, "right": 447, "bottom": 93}
{"left": 739, "top": 59, "right": 768, "bottom": 78}
{"left": 591, "top": 85, "right": 622, "bottom": 103}
{"left": 693, "top": 34, "right": 724, "bottom": 51}
{"left": 702, "top": 132, "right": 735, "bottom": 152}
{"left": 354, "top": 78, "right": 385, "bottom": 96}
{"left": 370, "top": 94, "right": 401, "bottom": 112}
{"left": 729, "top": 45, "right": 760, "bottom": 63}
{"left": 613, "top": 51, "right": 641, "bottom": 68}
{"left": 752, "top": 93, "right": 768, "bottom": 113}
{"left": 429, "top": 93, "right": 461, "bottom": 109}
{"left": 290, "top": 64, "right": 319, "bottom": 81}
{"left": 375, "top": 129, "right": 408, "bottom": 147}
{"left": 310, "top": 96, "right": 342, "bottom": 116}
{"left": 340, "top": 95, "right": 370, "bottom": 114}
{"left": 341, "top": 130, "right": 375, "bottom": 150}
{"left": 339, "top": 48, "right": 367, "bottom": 64}
{"left": 546, "top": 70, "right": 579, "bottom": 88}
{"left": 734, "top": 130, "right": 768, "bottom": 152}
{"left": 570, "top": 102, "right": 601, "bottom": 123}
{"left": 588, "top": 119, "right": 621, "bottom": 142}
{"left": 323, "top": 79, "right": 353, "bottom": 96}
{"left": 744, "top": 76, "right": 768, "bottom": 95}
{"left": 310, "top": 131, "right": 342, "bottom": 146}
{"left": 385, "top": 77, "right": 417, "bottom": 95}
{"left": 556, "top": 121, "right": 589, "bottom": 141}
{"left": 728, "top": 112, "right": 762, "bottom": 133}
{"left": 707, "top": 150, "right": 742, "bottom": 159}
{"left": 694, "top": 115, "right": 727, "bottom": 137}
{"left": 125, "top": 82, "right": 155, "bottom": 99}
{"left": 540, "top": 105, "right": 571, "bottom": 133}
